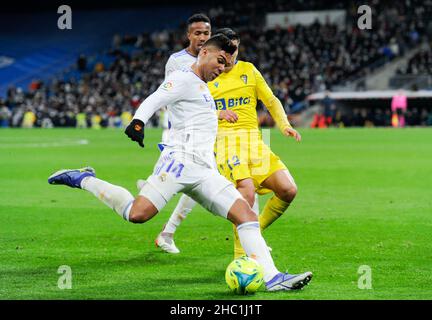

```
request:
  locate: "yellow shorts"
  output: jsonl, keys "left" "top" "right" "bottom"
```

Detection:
{"left": 215, "top": 131, "right": 287, "bottom": 195}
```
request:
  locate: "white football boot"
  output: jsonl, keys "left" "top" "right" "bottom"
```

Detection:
{"left": 155, "top": 231, "right": 180, "bottom": 254}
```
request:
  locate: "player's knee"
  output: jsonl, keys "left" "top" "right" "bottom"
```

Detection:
{"left": 237, "top": 185, "right": 255, "bottom": 207}
{"left": 228, "top": 198, "right": 258, "bottom": 226}
{"left": 235, "top": 208, "right": 258, "bottom": 226}
{"left": 128, "top": 205, "right": 153, "bottom": 224}
{"left": 128, "top": 209, "right": 147, "bottom": 224}
{"left": 243, "top": 191, "right": 255, "bottom": 208}
{"left": 277, "top": 184, "right": 298, "bottom": 202}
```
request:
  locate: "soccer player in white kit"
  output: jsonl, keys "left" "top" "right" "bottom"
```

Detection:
{"left": 160, "top": 13, "right": 211, "bottom": 145}
{"left": 155, "top": 19, "right": 257, "bottom": 254}
{"left": 48, "top": 35, "right": 312, "bottom": 291}
{"left": 154, "top": 13, "right": 214, "bottom": 253}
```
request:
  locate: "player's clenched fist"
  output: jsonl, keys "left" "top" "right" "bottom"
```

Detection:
{"left": 125, "top": 119, "right": 145, "bottom": 147}
{"left": 218, "top": 110, "right": 239, "bottom": 123}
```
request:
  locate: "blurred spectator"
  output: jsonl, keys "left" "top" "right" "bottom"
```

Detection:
{"left": 396, "top": 43, "right": 432, "bottom": 76}
{"left": 0, "top": 104, "right": 11, "bottom": 127}
{"left": 76, "top": 111, "right": 87, "bottom": 128}
{"left": 112, "top": 33, "right": 122, "bottom": 49}
{"left": 91, "top": 114, "right": 101, "bottom": 129}
{"left": 29, "top": 79, "right": 42, "bottom": 92}
{"left": 22, "top": 108, "right": 36, "bottom": 128}
{"left": 391, "top": 90, "right": 408, "bottom": 127}
{"left": 121, "top": 110, "right": 132, "bottom": 128}
{"left": 77, "top": 54, "right": 87, "bottom": 72}
{"left": 310, "top": 91, "right": 336, "bottom": 128}
{"left": 427, "top": 110, "right": 432, "bottom": 126}
{"left": 2, "top": 0, "right": 432, "bottom": 129}
{"left": 322, "top": 91, "right": 336, "bottom": 126}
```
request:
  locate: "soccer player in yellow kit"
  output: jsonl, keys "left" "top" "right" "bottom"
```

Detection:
{"left": 211, "top": 28, "right": 302, "bottom": 258}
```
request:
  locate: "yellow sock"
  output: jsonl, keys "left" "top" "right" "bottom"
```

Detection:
{"left": 259, "top": 195, "right": 290, "bottom": 231}
{"left": 233, "top": 224, "right": 246, "bottom": 259}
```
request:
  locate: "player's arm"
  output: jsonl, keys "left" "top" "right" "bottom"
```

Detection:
{"left": 254, "top": 66, "right": 301, "bottom": 141}
{"left": 125, "top": 76, "right": 185, "bottom": 147}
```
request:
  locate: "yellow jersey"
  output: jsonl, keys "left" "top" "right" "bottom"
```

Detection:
{"left": 208, "top": 60, "right": 277, "bottom": 132}
{"left": 209, "top": 61, "right": 290, "bottom": 193}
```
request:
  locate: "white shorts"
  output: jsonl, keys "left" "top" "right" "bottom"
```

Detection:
{"left": 139, "top": 150, "right": 242, "bottom": 218}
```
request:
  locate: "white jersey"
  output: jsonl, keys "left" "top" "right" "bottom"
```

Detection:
{"left": 165, "top": 49, "right": 197, "bottom": 77}
{"left": 134, "top": 69, "right": 217, "bottom": 168}
{"left": 160, "top": 107, "right": 169, "bottom": 129}
{"left": 161, "top": 49, "right": 197, "bottom": 143}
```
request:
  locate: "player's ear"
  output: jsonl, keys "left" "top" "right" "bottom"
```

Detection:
{"left": 186, "top": 27, "right": 192, "bottom": 40}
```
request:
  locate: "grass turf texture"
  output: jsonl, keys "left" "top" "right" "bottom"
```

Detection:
{"left": 0, "top": 128, "right": 431, "bottom": 300}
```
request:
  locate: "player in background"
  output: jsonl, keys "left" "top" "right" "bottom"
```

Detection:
{"left": 209, "top": 28, "right": 302, "bottom": 259}
{"left": 155, "top": 15, "right": 241, "bottom": 253}
{"left": 160, "top": 13, "right": 211, "bottom": 144}
{"left": 160, "top": 13, "right": 212, "bottom": 144}
{"left": 48, "top": 35, "right": 312, "bottom": 291}
{"left": 164, "top": 14, "right": 210, "bottom": 78}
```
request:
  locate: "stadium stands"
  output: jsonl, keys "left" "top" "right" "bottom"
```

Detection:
{"left": 392, "top": 41, "right": 432, "bottom": 90}
{"left": 1, "top": 0, "right": 432, "bottom": 128}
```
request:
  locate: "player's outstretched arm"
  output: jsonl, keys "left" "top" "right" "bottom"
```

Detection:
{"left": 266, "top": 97, "right": 301, "bottom": 142}
{"left": 253, "top": 64, "right": 300, "bottom": 142}
{"left": 127, "top": 73, "right": 186, "bottom": 147}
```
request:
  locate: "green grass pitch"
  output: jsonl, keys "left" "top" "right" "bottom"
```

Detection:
{"left": 1, "top": 127, "right": 431, "bottom": 300}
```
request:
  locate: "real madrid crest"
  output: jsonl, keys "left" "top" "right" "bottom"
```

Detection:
{"left": 240, "top": 74, "right": 248, "bottom": 84}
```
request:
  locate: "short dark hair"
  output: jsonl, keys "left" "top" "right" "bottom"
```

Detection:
{"left": 202, "top": 34, "right": 237, "bottom": 55}
{"left": 213, "top": 28, "right": 240, "bottom": 42}
{"left": 187, "top": 13, "right": 211, "bottom": 27}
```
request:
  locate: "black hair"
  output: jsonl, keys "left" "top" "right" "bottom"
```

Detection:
{"left": 202, "top": 34, "right": 237, "bottom": 55}
{"left": 187, "top": 13, "right": 211, "bottom": 27}
{"left": 213, "top": 28, "right": 240, "bottom": 42}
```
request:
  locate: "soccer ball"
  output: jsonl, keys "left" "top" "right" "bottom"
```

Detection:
{"left": 225, "top": 256, "right": 264, "bottom": 295}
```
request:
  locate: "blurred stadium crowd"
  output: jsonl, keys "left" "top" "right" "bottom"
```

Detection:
{"left": 1, "top": 0, "right": 432, "bottom": 129}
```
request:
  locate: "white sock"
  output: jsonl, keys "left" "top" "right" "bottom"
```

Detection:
{"left": 163, "top": 194, "right": 197, "bottom": 233}
{"left": 252, "top": 193, "right": 259, "bottom": 216}
{"left": 81, "top": 177, "right": 134, "bottom": 221}
{"left": 237, "top": 221, "right": 279, "bottom": 282}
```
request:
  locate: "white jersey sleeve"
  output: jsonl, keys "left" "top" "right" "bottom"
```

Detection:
{"left": 165, "top": 56, "right": 180, "bottom": 78}
{"left": 133, "top": 74, "right": 187, "bottom": 124}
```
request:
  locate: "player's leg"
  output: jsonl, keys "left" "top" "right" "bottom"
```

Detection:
{"left": 218, "top": 156, "right": 257, "bottom": 258}
{"left": 233, "top": 189, "right": 272, "bottom": 259}
{"left": 236, "top": 178, "right": 256, "bottom": 207}
{"left": 187, "top": 176, "right": 278, "bottom": 283}
{"left": 232, "top": 178, "right": 256, "bottom": 259}
{"left": 154, "top": 123, "right": 197, "bottom": 253}
{"left": 188, "top": 172, "right": 312, "bottom": 291}
{"left": 136, "top": 178, "right": 197, "bottom": 253}
{"left": 155, "top": 194, "right": 197, "bottom": 254}
{"left": 47, "top": 167, "right": 159, "bottom": 223}
{"left": 399, "top": 113, "right": 406, "bottom": 127}
{"left": 226, "top": 196, "right": 311, "bottom": 291}
{"left": 165, "top": 195, "right": 197, "bottom": 233}
{"left": 259, "top": 168, "right": 297, "bottom": 230}
{"left": 252, "top": 193, "right": 259, "bottom": 215}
